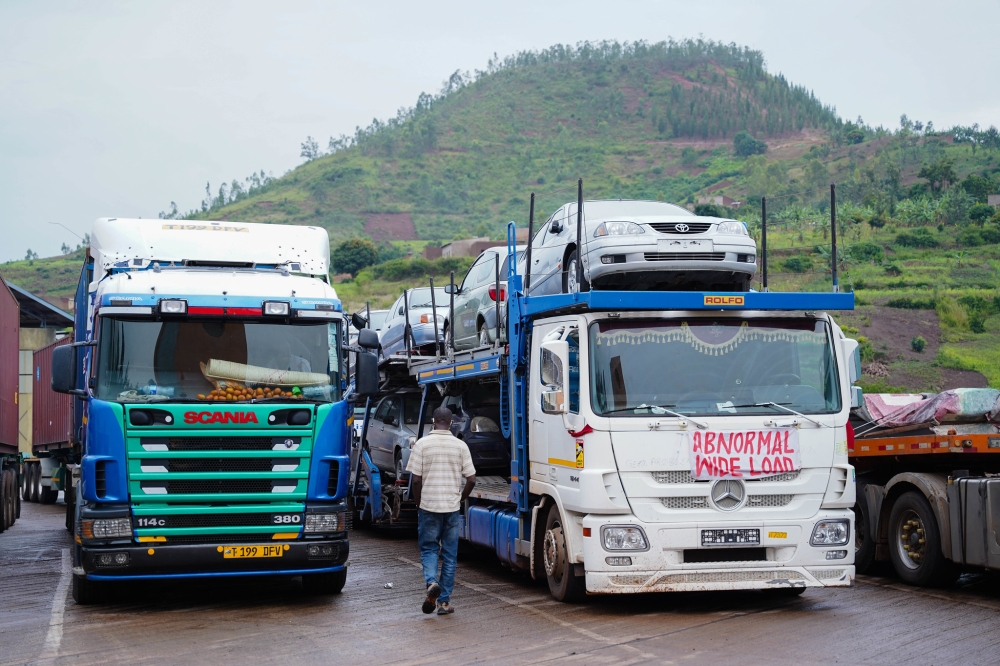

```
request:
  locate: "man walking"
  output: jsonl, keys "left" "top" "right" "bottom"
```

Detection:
{"left": 407, "top": 406, "right": 476, "bottom": 615}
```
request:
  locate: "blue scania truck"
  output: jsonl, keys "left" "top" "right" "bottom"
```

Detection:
{"left": 52, "top": 218, "right": 377, "bottom": 603}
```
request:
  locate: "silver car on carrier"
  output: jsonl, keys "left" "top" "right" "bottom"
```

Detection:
{"left": 521, "top": 199, "right": 757, "bottom": 294}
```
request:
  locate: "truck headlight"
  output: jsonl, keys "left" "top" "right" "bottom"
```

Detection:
{"left": 594, "top": 221, "right": 644, "bottom": 237}
{"left": 305, "top": 512, "right": 346, "bottom": 533}
{"left": 717, "top": 221, "right": 748, "bottom": 236}
{"left": 263, "top": 301, "right": 290, "bottom": 316}
{"left": 82, "top": 518, "right": 132, "bottom": 539}
{"left": 601, "top": 526, "right": 649, "bottom": 551}
{"left": 810, "top": 520, "right": 849, "bottom": 546}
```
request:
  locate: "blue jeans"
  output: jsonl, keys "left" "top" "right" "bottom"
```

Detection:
{"left": 417, "top": 509, "right": 461, "bottom": 604}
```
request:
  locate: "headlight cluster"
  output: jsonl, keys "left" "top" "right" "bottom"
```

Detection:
{"left": 82, "top": 517, "right": 132, "bottom": 539}
{"left": 305, "top": 512, "right": 346, "bottom": 533}
{"left": 594, "top": 221, "right": 644, "bottom": 237}
{"left": 716, "top": 221, "right": 749, "bottom": 235}
{"left": 601, "top": 526, "right": 649, "bottom": 551}
{"left": 810, "top": 520, "right": 849, "bottom": 546}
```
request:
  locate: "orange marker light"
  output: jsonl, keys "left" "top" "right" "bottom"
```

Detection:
{"left": 583, "top": 528, "right": 592, "bottom": 537}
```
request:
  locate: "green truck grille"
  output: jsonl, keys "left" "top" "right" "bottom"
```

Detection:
{"left": 127, "top": 427, "right": 312, "bottom": 542}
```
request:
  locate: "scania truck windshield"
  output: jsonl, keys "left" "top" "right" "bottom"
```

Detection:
{"left": 589, "top": 317, "right": 840, "bottom": 417}
{"left": 95, "top": 319, "right": 341, "bottom": 403}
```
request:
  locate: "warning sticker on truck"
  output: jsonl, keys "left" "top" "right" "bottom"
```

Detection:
{"left": 688, "top": 429, "right": 801, "bottom": 479}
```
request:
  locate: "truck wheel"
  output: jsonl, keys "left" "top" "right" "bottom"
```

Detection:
{"left": 14, "top": 470, "right": 20, "bottom": 520}
{"left": 853, "top": 498, "right": 876, "bottom": 574}
{"left": 72, "top": 574, "right": 106, "bottom": 605}
{"left": 303, "top": 569, "right": 347, "bottom": 594}
{"left": 542, "top": 503, "right": 585, "bottom": 602}
{"left": 21, "top": 465, "right": 31, "bottom": 502}
{"left": 30, "top": 463, "right": 41, "bottom": 503}
{"left": 888, "top": 491, "right": 956, "bottom": 587}
{"left": 40, "top": 482, "right": 59, "bottom": 505}
{"left": 0, "top": 469, "right": 10, "bottom": 533}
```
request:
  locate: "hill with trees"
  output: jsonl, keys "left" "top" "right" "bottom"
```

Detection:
{"left": 6, "top": 38, "right": 1000, "bottom": 392}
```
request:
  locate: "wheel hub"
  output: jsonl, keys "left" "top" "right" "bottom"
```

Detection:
{"left": 897, "top": 511, "right": 926, "bottom": 568}
{"left": 543, "top": 527, "right": 565, "bottom": 578}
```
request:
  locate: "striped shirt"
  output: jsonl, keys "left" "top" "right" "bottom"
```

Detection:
{"left": 406, "top": 429, "right": 475, "bottom": 513}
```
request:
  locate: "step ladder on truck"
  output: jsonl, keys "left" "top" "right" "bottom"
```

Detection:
{"left": 352, "top": 220, "right": 863, "bottom": 600}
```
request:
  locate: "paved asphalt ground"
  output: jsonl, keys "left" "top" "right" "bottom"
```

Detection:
{"left": 4, "top": 500, "right": 1000, "bottom": 665}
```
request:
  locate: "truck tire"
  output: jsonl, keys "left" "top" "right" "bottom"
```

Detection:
{"left": 72, "top": 574, "right": 106, "bottom": 605}
{"left": 303, "top": 569, "right": 347, "bottom": 594}
{"left": 0, "top": 469, "right": 10, "bottom": 533}
{"left": 40, "top": 477, "right": 59, "bottom": 505}
{"left": 542, "top": 503, "right": 585, "bottom": 602}
{"left": 30, "top": 463, "right": 40, "bottom": 503}
{"left": 14, "top": 470, "right": 20, "bottom": 520}
{"left": 22, "top": 465, "right": 31, "bottom": 502}
{"left": 888, "top": 491, "right": 956, "bottom": 587}
{"left": 853, "top": 498, "right": 876, "bottom": 574}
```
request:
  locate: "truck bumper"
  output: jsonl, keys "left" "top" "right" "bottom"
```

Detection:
{"left": 581, "top": 511, "right": 854, "bottom": 594}
{"left": 80, "top": 537, "right": 349, "bottom": 581}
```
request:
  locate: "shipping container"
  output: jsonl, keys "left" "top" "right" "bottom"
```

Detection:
{"left": 32, "top": 338, "right": 72, "bottom": 452}
{"left": 0, "top": 278, "right": 18, "bottom": 455}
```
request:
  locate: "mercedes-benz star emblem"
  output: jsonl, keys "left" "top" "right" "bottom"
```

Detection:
{"left": 710, "top": 479, "right": 746, "bottom": 511}
{"left": 674, "top": 223, "right": 690, "bottom": 233}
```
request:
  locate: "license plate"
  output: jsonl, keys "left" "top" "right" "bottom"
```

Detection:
{"left": 222, "top": 545, "right": 285, "bottom": 559}
{"left": 658, "top": 239, "right": 711, "bottom": 251}
{"left": 701, "top": 528, "right": 760, "bottom": 546}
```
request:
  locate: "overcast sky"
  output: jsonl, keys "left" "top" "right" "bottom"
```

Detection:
{"left": 1, "top": 0, "right": 998, "bottom": 263}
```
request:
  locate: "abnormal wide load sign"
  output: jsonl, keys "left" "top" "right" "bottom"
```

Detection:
{"left": 689, "top": 428, "right": 801, "bottom": 479}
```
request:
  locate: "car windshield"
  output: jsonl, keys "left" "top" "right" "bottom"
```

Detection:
{"left": 583, "top": 200, "right": 692, "bottom": 219}
{"left": 96, "top": 318, "right": 341, "bottom": 403}
{"left": 368, "top": 310, "right": 388, "bottom": 329}
{"left": 589, "top": 318, "right": 840, "bottom": 417}
{"left": 407, "top": 288, "right": 448, "bottom": 309}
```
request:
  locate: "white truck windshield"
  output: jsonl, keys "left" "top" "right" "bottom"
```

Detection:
{"left": 96, "top": 318, "right": 341, "bottom": 403}
{"left": 589, "top": 318, "right": 840, "bottom": 417}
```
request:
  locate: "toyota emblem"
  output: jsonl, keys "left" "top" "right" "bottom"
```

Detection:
{"left": 675, "top": 223, "right": 690, "bottom": 233}
{"left": 710, "top": 479, "right": 746, "bottom": 511}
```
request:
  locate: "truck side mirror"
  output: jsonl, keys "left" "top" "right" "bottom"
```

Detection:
{"left": 851, "top": 386, "right": 864, "bottom": 410}
{"left": 357, "top": 329, "right": 379, "bottom": 350}
{"left": 841, "top": 338, "right": 861, "bottom": 384}
{"left": 51, "top": 345, "right": 82, "bottom": 395}
{"left": 351, "top": 312, "right": 368, "bottom": 330}
{"left": 355, "top": 351, "right": 379, "bottom": 398}
{"left": 540, "top": 340, "right": 569, "bottom": 415}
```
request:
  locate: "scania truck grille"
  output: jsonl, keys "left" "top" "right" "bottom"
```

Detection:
{"left": 127, "top": 427, "right": 312, "bottom": 543}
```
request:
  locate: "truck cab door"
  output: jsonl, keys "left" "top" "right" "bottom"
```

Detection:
{"left": 529, "top": 322, "right": 582, "bottom": 492}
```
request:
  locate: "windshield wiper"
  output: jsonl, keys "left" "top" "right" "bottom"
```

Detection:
{"left": 601, "top": 404, "right": 708, "bottom": 429}
{"left": 733, "top": 401, "right": 829, "bottom": 427}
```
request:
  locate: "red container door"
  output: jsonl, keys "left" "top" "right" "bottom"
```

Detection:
{"left": 33, "top": 338, "right": 72, "bottom": 450}
{"left": 0, "top": 279, "right": 18, "bottom": 454}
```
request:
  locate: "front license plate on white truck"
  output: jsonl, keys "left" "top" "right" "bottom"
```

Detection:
{"left": 701, "top": 528, "right": 760, "bottom": 546}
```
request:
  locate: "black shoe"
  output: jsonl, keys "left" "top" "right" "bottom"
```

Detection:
{"left": 436, "top": 601, "right": 454, "bottom": 615}
{"left": 422, "top": 582, "right": 441, "bottom": 614}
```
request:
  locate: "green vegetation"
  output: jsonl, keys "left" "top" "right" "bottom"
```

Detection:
{"left": 8, "top": 38, "right": 1000, "bottom": 392}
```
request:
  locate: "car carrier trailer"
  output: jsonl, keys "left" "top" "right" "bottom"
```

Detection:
{"left": 352, "top": 222, "right": 862, "bottom": 601}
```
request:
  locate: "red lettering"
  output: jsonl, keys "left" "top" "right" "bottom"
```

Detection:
{"left": 692, "top": 431, "right": 702, "bottom": 453}
{"left": 199, "top": 411, "right": 211, "bottom": 423}
{"left": 245, "top": 413, "right": 258, "bottom": 424}
{"left": 761, "top": 457, "right": 772, "bottom": 473}
{"left": 745, "top": 431, "right": 755, "bottom": 454}
{"left": 749, "top": 456, "right": 758, "bottom": 476}
{"left": 705, "top": 432, "right": 716, "bottom": 455}
{"left": 184, "top": 411, "right": 197, "bottom": 424}
{"left": 730, "top": 457, "right": 742, "bottom": 477}
{"left": 757, "top": 431, "right": 771, "bottom": 455}
{"left": 696, "top": 455, "right": 714, "bottom": 477}
{"left": 718, "top": 432, "right": 730, "bottom": 455}
{"left": 783, "top": 431, "right": 793, "bottom": 454}
{"left": 718, "top": 456, "right": 729, "bottom": 475}
{"left": 732, "top": 432, "right": 744, "bottom": 454}
{"left": 782, "top": 456, "right": 794, "bottom": 471}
